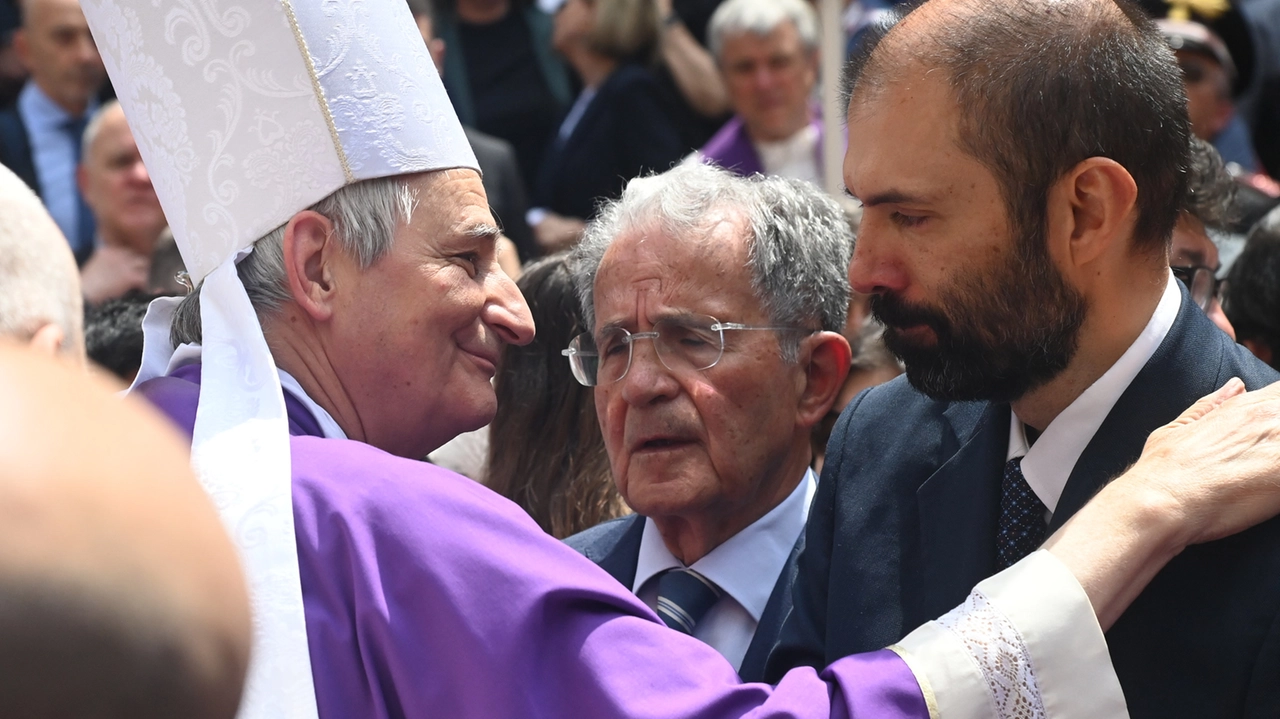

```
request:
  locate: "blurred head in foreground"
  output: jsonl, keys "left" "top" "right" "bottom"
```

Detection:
{"left": 0, "top": 343, "right": 251, "bottom": 718}
{"left": 0, "top": 163, "right": 83, "bottom": 360}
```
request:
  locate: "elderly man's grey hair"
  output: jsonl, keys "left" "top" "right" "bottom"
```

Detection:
{"left": 0, "top": 165, "right": 83, "bottom": 357}
{"left": 707, "top": 0, "right": 819, "bottom": 59}
{"left": 570, "top": 162, "right": 852, "bottom": 363}
{"left": 170, "top": 175, "right": 416, "bottom": 346}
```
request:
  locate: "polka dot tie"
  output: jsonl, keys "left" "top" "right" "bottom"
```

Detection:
{"left": 997, "top": 456, "right": 1048, "bottom": 569}
{"left": 655, "top": 568, "right": 723, "bottom": 635}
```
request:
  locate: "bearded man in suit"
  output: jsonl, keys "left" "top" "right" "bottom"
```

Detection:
{"left": 769, "top": 1, "right": 1280, "bottom": 717}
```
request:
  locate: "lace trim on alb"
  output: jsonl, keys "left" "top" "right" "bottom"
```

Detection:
{"left": 937, "top": 589, "right": 1046, "bottom": 719}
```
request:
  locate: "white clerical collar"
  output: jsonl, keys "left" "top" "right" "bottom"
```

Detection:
{"left": 1007, "top": 272, "right": 1181, "bottom": 514}
{"left": 167, "top": 342, "right": 346, "bottom": 441}
{"left": 753, "top": 123, "right": 821, "bottom": 186}
{"left": 633, "top": 468, "right": 817, "bottom": 622}
{"left": 277, "top": 369, "right": 347, "bottom": 441}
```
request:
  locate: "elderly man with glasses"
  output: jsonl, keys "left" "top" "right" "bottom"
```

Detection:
{"left": 564, "top": 162, "right": 855, "bottom": 682}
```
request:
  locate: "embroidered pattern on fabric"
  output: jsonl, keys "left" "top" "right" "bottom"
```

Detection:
{"left": 936, "top": 589, "right": 1046, "bottom": 719}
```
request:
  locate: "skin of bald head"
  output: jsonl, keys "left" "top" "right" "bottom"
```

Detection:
{"left": 0, "top": 342, "right": 251, "bottom": 719}
{"left": 0, "top": 164, "right": 85, "bottom": 360}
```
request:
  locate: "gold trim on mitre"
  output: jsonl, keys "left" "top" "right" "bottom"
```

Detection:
{"left": 280, "top": 0, "right": 355, "bottom": 184}
{"left": 886, "top": 644, "right": 941, "bottom": 719}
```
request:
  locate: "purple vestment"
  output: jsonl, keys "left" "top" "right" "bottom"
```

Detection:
{"left": 698, "top": 110, "right": 829, "bottom": 178}
{"left": 137, "top": 366, "right": 929, "bottom": 718}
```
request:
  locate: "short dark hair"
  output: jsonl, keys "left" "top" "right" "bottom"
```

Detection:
{"left": 845, "top": 0, "right": 1190, "bottom": 254}
{"left": 1225, "top": 210, "right": 1280, "bottom": 368}
{"left": 84, "top": 292, "right": 158, "bottom": 381}
{"left": 1183, "top": 136, "right": 1237, "bottom": 230}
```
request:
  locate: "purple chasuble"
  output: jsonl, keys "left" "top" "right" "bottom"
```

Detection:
{"left": 698, "top": 109, "right": 832, "bottom": 179}
{"left": 136, "top": 366, "right": 929, "bottom": 719}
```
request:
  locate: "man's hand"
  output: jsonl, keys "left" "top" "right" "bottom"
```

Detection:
{"left": 80, "top": 245, "right": 150, "bottom": 304}
{"left": 1127, "top": 378, "right": 1280, "bottom": 545}
{"left": 1046, "top": 378, "right": 1280, "bottom": 629}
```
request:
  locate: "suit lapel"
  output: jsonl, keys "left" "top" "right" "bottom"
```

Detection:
{"left": 593, "top": 515, "right": 645, "bottom": 589}
{"left": 1050, "top": 293, "right": 1213, "bottom": 531}
{"left": 738, "top": 530, "right": 804, "bottom": 682}
{"left": 913, "top": 402, "right": 1009, "bottom": 620}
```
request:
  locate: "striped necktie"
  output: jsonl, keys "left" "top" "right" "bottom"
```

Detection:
{"left": 655, "top": 568, "right": 723, "bottom": 635}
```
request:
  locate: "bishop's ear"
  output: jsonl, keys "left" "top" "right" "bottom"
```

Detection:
{"left": 282, "top": 210, "right": 340, "bottom": 322}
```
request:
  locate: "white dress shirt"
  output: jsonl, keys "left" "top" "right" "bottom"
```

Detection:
{"left": 1007, "top": 272, "right": 1181, "bottom": 518}
{"left": 754, "top": 123, "right": 822, "bottom": 186}
{"left": 17, "top": 82, "right": 96, "bottom": 255}
{"left": 633, "top": 468, "right": 817, "bottom": 671}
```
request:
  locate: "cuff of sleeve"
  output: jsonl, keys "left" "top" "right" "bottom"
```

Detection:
{"left": 894, "top": 550, "right": 1128, "bottom": 719}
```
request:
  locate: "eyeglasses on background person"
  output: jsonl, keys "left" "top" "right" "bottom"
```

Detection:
{"left": 561, "top": 314, "right": 811, "bottom": 387}
{"left": 1171, "top": 264, "right": 1223, "bottom": 311}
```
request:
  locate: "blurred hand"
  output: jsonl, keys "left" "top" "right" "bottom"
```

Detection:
{"left": 655, "top": 0, "right": 673, "bottom": 17}
{"left": 533, "top": 212, "right": 586, "bottom": 252}
{"left": 80, "top": 245, "right": 149, "bottom": 304}
{"left": 496, "top": 234, "right": 522, "bottom": 280}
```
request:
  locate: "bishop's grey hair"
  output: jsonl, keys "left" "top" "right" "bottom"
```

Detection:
{"left": 569, "top": 162, "right": 852, "bottom": 363}
{"left": 707, "top": 0, "right": 819, "bottom": 59}
{"left": 169, "top": 176, "right": 416, "bottom": 347}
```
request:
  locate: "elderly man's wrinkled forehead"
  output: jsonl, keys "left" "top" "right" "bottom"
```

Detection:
{"left": 596, "top": 206, "right": 751, "bottom": 289}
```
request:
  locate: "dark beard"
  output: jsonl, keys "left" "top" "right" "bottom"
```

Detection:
{"left": 871, "top": 238, "right": 1088, "bottom": 403}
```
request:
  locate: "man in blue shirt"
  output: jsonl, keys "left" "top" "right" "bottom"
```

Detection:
{"left": 0, "top": 0, "right": 105, "bottom": 263}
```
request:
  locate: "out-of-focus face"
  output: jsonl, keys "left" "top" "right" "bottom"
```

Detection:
{"left": 553, "top": 0, "right": 595, "bottom": 56}
{"left": 1177, "top": 49, "right": 1233, "bottom": 141}
{"left": 719, "top": 20, "right": 817, "bottom": 143}
{"left": 1170, "top": 212, "right": 1235, "bottom": 339}
{"left": 591, "top": 214, "right": 807, "bottom": 533}
{"left": 846, "top": 69, "right": 1086, "bottom": 402}
{"left": 329, "top": 170, "right": 535, "bottom": 459}
{"left": 15, "top": 0, "right": 105, "bottom": 115}
{"left": 80, "top": 105, "right": 166, "bottom": 251}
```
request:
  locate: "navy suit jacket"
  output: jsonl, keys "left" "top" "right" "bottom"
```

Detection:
{"left": 532, "top": 64, "right": 683, "bottom": 222}
{"left": 565, "top": 513, "right": 803, "bottom": 683}
{"left": 768, "top": 285, "right": 1280, "bottom": 718}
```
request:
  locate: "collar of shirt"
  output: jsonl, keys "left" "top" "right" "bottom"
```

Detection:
{"left": 18, "top": 82, "right": 80, "bottom": 132}
{"left": 168, "top": 343, "right": 348, "bottom": 441}
{"left": 1007, "top": 272, "right": 1181, "bottom": 514}
{"left": 633, "top": 467, "right": 817, "bottom": 622}
{"left": 278, "top": 368, "right": 347, "bottom": 440}
{"left": 753, "top": 123, "right": 821, "bottom": 185}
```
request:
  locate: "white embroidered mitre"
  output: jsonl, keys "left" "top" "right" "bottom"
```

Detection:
{"left": 79, "top": 2, "right": 478, "bottom": 717}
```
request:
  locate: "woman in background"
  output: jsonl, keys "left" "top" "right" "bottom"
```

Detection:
{"left": 527, "top": 0, "right": 684, "bottom": 251}
{"left": 487, "top": 255, "right": 627, "bottom": 538}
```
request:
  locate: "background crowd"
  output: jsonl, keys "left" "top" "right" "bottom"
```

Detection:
{"left": 2, "top": 0, "right": 1280, "bottom": 535}
{"left": 3, "top": 0, "right": 1280, "bottom": 715}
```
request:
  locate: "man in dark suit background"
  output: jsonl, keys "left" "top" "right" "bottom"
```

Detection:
{"left": 564, "top": 162, "right": 854, "bottom": 682}
{"left": 408, "top": 0, "right": 536, "bottom": 262}
{"left": 768, "top": 1, "right": 1280, "bottom": 717}
{"left": 0, "top": 0, "right": 105, "bottom": 264}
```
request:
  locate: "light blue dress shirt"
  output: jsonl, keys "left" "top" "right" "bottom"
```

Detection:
{"left": 17, "top": 82, "right": 97, "bottom": 256}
